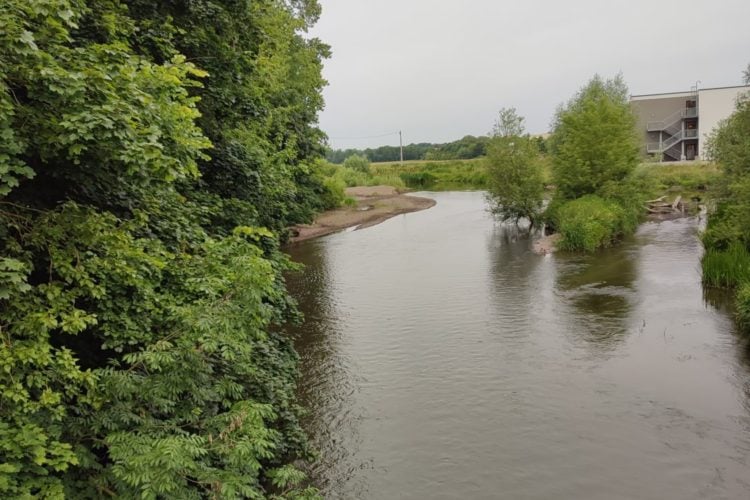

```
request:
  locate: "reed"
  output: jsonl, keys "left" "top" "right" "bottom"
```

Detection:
{"left": 701, "top": 242, "right": 750, "bottom": 288}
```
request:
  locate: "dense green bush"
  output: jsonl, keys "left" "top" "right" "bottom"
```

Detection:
{"left": 342, "top": 154, "right": 371, "bottom": 174}
{"left": 321, "top": 176, "right": 348, "bottom": 209}
{"left": 555, "top": 195, "right": 638, "bottom": 252}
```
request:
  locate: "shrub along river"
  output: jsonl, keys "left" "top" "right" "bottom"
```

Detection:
{"left": 284, "top": 191, "right": 750, "bottom": 499}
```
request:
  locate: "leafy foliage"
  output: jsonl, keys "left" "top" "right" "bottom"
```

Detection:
{"left": 1, "top": 0, "right": 327, "bottom": 497}
{"left": 123, "top": 0, "right": 333, "bottom": 234}
{"left": 550, "top": 74, "right": 640, "bottom": 200}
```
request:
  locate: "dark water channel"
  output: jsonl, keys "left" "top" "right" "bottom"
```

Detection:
{"left": 284, "top": 191, "right": 750, "bottom": 499}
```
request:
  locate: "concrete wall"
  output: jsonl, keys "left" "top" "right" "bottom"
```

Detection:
{"left": 631, "top": 94, "right": 692, "bottom": 157}
{"left": 697, "top": 86, "right": 750, "bottom": 158}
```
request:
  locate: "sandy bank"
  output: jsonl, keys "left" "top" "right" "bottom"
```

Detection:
{"left": 287, "top": 186, "right": 436, "bottom": 243}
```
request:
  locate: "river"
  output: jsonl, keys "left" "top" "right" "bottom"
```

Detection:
{"left": 284, "top": 191, "right": 750, "bottom": 499}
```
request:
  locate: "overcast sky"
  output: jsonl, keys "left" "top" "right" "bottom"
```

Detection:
{"left": 309, "top": 0, "right": 750, "bottom": 150}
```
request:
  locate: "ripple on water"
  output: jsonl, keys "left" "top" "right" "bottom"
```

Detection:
{"left": 285, "top": 192, "right": 750, "bottom": 500}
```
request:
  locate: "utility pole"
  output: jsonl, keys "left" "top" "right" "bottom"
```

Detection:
{"left": 399, "top": 130, "right": 403, "bottom": 164}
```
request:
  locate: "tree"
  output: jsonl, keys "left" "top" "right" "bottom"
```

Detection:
{"left": 550, "top": 74, "right": 640, "bottom": 200}
{"left": 703, "top": 92, "right": 750, "bottom": 249}
{"left": 343, "top": 154, "right": 371, "bottom": 173}
{"left": 492, "top": 107, "right": 525, "bottom": 138}
{"left": 702, "top": 85, "right": 750, "bottom": 329}
{"left": 123, "top": 0, "right": 332, "bottom": 234}
{"left": 486, "top": 108, "right": 544, "bottom": 228}
{"left": 743, "top": 62, "right": 750, "bottom": 85}
{"left": 0, "top": 1, "right": 325, "bottom": 497}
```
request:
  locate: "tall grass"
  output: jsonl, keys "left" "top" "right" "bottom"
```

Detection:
{"left": 701, "top": 242, "right": 750, "bottom": 288}
{"left": 371, "top": 159, "right": 488, "bottom": 190}
{"left": 633, "top": 161, "right": 721, "bottom": 194}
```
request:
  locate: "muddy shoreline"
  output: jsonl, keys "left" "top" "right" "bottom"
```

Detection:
{"left": 287, "top": 186, "right": 436, "bottom": 243}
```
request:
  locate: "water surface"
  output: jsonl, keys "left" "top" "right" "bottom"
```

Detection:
{"left": 285, "top": 191, "right": 750, "bottom": 499}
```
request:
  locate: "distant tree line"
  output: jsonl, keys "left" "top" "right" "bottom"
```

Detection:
{"left": 326, "top": 135, "right": 491, "bottom": 163}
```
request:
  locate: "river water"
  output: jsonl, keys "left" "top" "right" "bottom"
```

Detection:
{"left": 284, "top": 191, "right": 750, "bottom": 499}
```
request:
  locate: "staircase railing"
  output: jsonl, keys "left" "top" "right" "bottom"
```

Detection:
{"left": 647, "top": 109, "right": 683, "bottom": 132}
{"left": 646, "top": 129, "right": 699, "bottom": 154}
{"left": 646, "top": 107, "right": 698, "bottom": 131}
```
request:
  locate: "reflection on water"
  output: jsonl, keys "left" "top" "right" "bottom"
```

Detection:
{"left": 285, "top": 241, "right": 369, "bottom": 496}
{"left": 285, "top": 191, "right": 750, "bottom": 499}
{"left": 555, "top": 241, "right": 638, "bottom": 354}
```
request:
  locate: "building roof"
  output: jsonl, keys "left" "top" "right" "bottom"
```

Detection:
{"left": 631, "top": 84, "right": 750, "bottom": 101}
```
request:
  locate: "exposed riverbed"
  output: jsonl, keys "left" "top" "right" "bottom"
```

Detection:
{"left": 285, "top": 191, "right": 750, "bottom": 499}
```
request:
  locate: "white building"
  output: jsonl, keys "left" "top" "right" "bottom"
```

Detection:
{"left": 630, "top": 85, "right": 750, "bottom": 161}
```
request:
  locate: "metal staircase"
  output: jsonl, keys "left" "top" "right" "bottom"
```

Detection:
{"left": 645, "top": 107, "right": 698, "bottom": 160}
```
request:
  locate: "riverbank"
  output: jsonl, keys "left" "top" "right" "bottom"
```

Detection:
{"left": 288, "top": 186, "right": 436, "bottom": 243}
